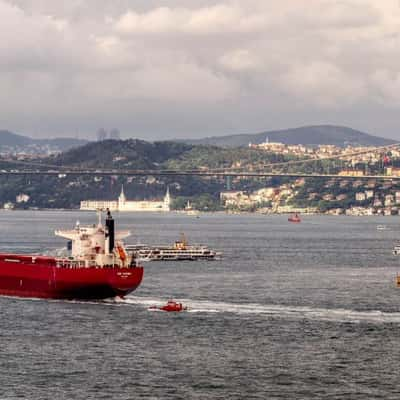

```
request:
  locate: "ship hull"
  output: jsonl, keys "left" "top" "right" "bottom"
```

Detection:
{"left": 0, "top": 254, "right": 143, "bottom": 300}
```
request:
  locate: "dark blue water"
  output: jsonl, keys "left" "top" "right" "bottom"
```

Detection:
{"left": 1, "top": 211, "right": 400, "bottom": 399}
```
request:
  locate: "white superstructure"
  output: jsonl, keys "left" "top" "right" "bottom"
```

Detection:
{"left": 55, "top": 210, "right": 133, "bottom": 268}
{"left": 80, "top": 186, "right": 171, "bottom": 212}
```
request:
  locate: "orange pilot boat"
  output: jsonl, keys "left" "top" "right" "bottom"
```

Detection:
{"left": 149, "top": 300, "right": 187, "bottom": 312}
{"left": 0, "top": 210, "right": 143, "bottom": 300}
{"left": 288, "top": 213, "right": 301, "bottom": 223}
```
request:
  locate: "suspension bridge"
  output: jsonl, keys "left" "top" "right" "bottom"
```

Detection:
{"left": 0, "top": 142, "right": 399, "bottom": 180}
{"left": 0, "top": 170, "right": 399, "bottom": 180}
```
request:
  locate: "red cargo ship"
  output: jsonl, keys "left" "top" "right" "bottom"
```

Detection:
{"left": 0, "top": 210, "right": 143, "bottom": 300}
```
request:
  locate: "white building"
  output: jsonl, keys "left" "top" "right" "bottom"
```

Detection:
{"left": 80, "top": 186, "right": 171, "bottom": 212}
{"left": 16, "top": 193, "right": 30, "bottom": 203}
{"left": 385, "top": 194, "right": 394, "bottom": 207}
{"left": 355, "top": 192, "right": 366, "bottom": 202}
{"left": 3, "top": 202, "right": 14, "bottom": 210}
{"left": 365, "top": 190, "right": 374, "bottom": 199}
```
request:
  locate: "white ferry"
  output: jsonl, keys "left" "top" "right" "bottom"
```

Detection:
{"left": 126, "top": 234, "right": 221, "bottom": 261}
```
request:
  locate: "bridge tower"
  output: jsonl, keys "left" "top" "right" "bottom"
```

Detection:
{"left": 226, "top": 175, "right": 232, "bottom": 191}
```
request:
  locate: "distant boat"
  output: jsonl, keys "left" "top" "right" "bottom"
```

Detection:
{"left": 377, "top": 225, "right": 389, "bottom": 231}
{"left": 393, "top": 244, "right": 400, "bottom": 256}
{"left": 149, "top": 300, "right": 187, "bottom": 312}
{"left": 288, "top": 213, "right": 301, "bottom": 223}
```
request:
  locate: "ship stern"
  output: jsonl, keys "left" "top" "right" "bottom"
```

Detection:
{"left": 108, "top": 267, "right": 144, "bottom": 297}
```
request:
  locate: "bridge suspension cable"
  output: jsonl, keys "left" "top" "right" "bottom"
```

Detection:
{"left": 0, "top": 142, "right": 399, "bottom": 177}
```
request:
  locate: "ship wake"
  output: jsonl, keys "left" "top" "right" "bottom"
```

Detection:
{"left": 4, "top": 294, "right": 400, "bottom": 324}
{"left": 124, "top": 296, "right": 400, "bottom": 324}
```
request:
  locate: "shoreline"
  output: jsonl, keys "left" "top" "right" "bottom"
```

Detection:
{"left": 0, "top": 208, "right": 398, "bottom": 217}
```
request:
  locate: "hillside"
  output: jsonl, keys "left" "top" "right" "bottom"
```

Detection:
{"left": 181, "top": 125, "right": 396, "bottom": 148}
{"left": 0, "top": 139, "right": 287, "bottom": 209}
{"left": 50, "top": 139, "right": 285, "bottom": 171}
{"left": 51, "top": 139, "right": 194, "bottom": 169}
{"left": 0, "top": 130, "right": 32, "bottom": 146}
{"left": 0, "top": 130, "right": 88, "bottom": 153}
{"left": 0, "top": 137, "right": 398, "bottom": 212}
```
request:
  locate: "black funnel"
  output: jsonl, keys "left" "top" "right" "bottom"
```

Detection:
{"left": 105, "top": 209, "right": 115, "bottom": 253}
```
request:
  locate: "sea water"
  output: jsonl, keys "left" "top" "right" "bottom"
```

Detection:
{"left": 1, "top": 211, "right": 400, "bottom": 399}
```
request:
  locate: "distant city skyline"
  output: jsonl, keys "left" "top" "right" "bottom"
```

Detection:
{"left": 1, "top": 0, "right": 400, "bottom": 141}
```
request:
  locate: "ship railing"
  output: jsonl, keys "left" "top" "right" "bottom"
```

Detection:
{"left": 55, "top": 259, "right": 100, "bottom": 269}
{"left": 55, "top": 259, "right": 87, "bottom": 269}
{"left": 54, "top": 258, "right": 137, "bottom": 269}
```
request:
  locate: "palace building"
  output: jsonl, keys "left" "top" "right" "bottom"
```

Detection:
{"left": 80, "top": 186, "right": 171, "bottom": 212}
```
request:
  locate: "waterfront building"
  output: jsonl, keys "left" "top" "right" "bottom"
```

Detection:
{"left": 338, "top": 169, "right": 364, "bottom": 177}
{"left": 220, "top": 191, "right": 246, "bottom": 206}
{"left": 365, "top": 190, "right": 374, "bottom": 199}
{"left": 373, "top": 198, "right": 383, "bottom": 207}
{"left": 386, "top": 167, "right": 400, "bottom": 177}
{"left": 16, "top": 194, "right": 30, "bottom": 203}
{"left": 385, "top": 194, "right": 394, "bottom": 207}
{"left": 355, "top": 192, "right": 366, "bottom": 202}
{"left": 80, "top": 186, "right": 171, "bottom": 212}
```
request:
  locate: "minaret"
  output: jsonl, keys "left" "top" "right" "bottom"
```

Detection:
{"left": 118, "top": 185, "right": 126, "bottom": 211}
{"left": 163, "top": 187, "right": 171, "bottom": 211}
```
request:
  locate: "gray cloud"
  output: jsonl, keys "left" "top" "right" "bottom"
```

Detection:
{"left": 1, "top": 0, "right": 400, "bottom": 140}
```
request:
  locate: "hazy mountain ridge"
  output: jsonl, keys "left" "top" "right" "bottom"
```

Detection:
{"left": 1, "top": 125, "right": 395, "bottom": 153}
{"left": 0, "top": 130, "right": 88, "bottom": 153}
{"left": 180, "top": 125, "right": 396, "bottom": 148}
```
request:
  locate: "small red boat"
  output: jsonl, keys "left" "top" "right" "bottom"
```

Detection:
{"left": 149, "top": 300, "right": 187, "bottom": 312}
{"left": 288, "top": 213, "right": 301, "bottom": 223}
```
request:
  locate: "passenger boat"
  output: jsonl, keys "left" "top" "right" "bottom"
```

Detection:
{"left": 149, "top": 300, "right": 187, "bottom": 312}
{"left": 0, "top": 210, "right": 143, "bottom": 300}
{"left": 288, "top": 213, "right": 301, "bottom": 223}
{"left": 126, "top": 233, "right": 221, "bottom": 261}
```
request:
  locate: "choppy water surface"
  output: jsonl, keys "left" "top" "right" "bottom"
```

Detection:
{"left": 1, "top": 211, "right": 400, "bottom": 399}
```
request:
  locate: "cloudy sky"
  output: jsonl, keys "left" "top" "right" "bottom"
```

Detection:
{"left": 1, "top": 0, "right": 400, "bottom": 140}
